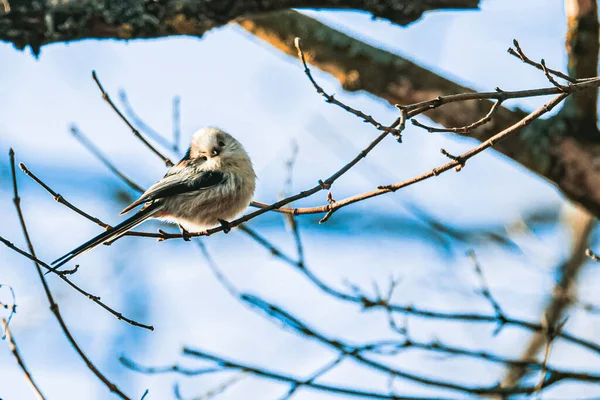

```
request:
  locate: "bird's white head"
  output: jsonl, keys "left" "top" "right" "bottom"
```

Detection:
{"left": 185, "top": 127, "right": 253, "bottom": 176}
{"left": 189, "top": 127, "right": 241, "bottom": 160}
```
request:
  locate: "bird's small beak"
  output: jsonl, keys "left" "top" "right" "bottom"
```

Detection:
{"left": 211, "top": 148, "right": 220, "bottom": 157}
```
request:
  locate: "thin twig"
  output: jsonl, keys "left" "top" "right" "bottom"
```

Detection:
{"left": 172, "top": 96, "right": 181, "bottom": 153}
{"left": 278, "top": 356, "right": 345, "bottom": 400}
{"left": 280, "top": 141, "right": 305, "bottom": 266}
{"left": 467, "top": 251, "right": 506, "bottom": 333}
{"left": 0, "top": 283, "right": 17, "bottom": 338}
{"left": 403, "top": 79, "right": 599, "bottom": 117}
{"left": 540, "top": 59, "right": 568, "bottom": 91}
{"left": 195, "top": 373, "right": 246, "bottom": 400}
{"left": 439, "top": 148, "right": 465, "bottom": 171}
{"left": 118, "top": 90, "right": 175, "bottom": 150}
{"left": 19, "top": 162, "right": 111, "bottom": 229}
{"left": 585, "top": 248, "right": 600, "bottom": 261}
{"left": 295, "top": 37, "right": 403, "bottom": 141}
{"left": 412, "top": 100, "right": 502, "bottom": 134}
{"left": 120, "top": 356, "right": 222, "bottom": 376}
{"left": 70, "top": 125, "right": 145, "bottom": 193}
{"left": 508, "top": 39, "right": 576, "bottom": 83}
{"left": 2, "top": 319, "right": 46, "bottom": 400}
{"left": 8, "top": 149, "right": 133, "bottom": 399}
{"left": 0, "top": 235, "right": 154, "bottom": 330}
{"left": 91, "top": 71, "right": 174, "bottom": 167}
{"left": 195, "top": 238, "right": 240, "bottom": 297}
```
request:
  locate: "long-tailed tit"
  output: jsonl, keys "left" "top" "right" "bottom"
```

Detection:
{"left": 52, "top": 127, "right": 256, "bottom": 268}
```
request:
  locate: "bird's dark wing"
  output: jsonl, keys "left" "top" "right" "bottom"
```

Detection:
{"left": 120, "top": 170, "right": 226, "bottom": 214}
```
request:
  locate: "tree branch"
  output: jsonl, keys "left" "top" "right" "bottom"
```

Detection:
{"left": 238, "top": 10, "right": 524, "bottom": 142}
{"left": 236, "top": 11, "right": 600, "bottom": 220}
{"left": 0, "top": 0, "right": 479, "bottom": 55}
{"left": 8, "top": 149, "right": 133, "bottom": 399}
{"left": 562, "top": 0, "right": 599, "bottom": 123}
{"left": 500, "top": 205, "right": 595, "bottom": 390}
{"left": 2, "top": 318, "right": 46, "bottom": 400}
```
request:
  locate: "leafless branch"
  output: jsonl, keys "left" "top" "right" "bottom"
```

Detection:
{"left": 295, "top": 37, "right": 403, "bottom": 141}
{"left": 540, "top": 59, "right": 569, "bottom": 91}
{"left": 412, "top": 99, "right": 503, "bottom": 134}
{"left": 177, "top": 373, "right": 246, "bottom": 400}
{"left": 0, "top": 283, "right": 17, "bottom": 338}
{"left": 0, "top": 236, "right": 151, "bottom": 330}
{"left": 586, "top": 248, "right": 600, "bottom": 261}
{"left": 508, "top": 39, "right": 576, "bottom": 83}
{"left": 19, "top": 162, "right": 111, "bottom": 229}
{"left": 278, "top": 355, "right": 345, "bottom": 400}
{"left": 120, "top": 356, "right": 222, "bottom": 376}
{"left": 2, "top": 318, "right": 46, "bottom": 400}
{"left": 118, "top": 90, "right": 175, "bottom": 150}
{"left": 280, "top": 141, "right": 305, "bottom": 266}
{"left": 173, "top": 96, "right": 181, "bottom": 153}
{"left": 8, "top": 149, "right": 133, "bottom": 399}
{"left": 70, "top": 124, "right": 145, "bottom": 193}
{"left": 467, "top": 251, "right": 506, "bottom": 328}
{"left": 92, "top": 71, "right": 174, "bottom": 167}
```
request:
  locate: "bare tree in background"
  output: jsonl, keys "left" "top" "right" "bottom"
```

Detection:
{"left": 2, "top": 1, "right": 600, "bottom": 399}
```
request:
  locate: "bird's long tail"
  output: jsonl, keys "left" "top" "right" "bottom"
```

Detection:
{"left": 51, "top": 203, "right": 162, "bottom": 270}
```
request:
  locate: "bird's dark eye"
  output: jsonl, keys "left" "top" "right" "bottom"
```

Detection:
{"left": 199, "top": 156, "right": 208, "bottom": 161}
{"left": 218, "top": 140, "right": 225, "bottom": 147}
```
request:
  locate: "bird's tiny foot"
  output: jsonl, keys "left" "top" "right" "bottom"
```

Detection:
{"left": 218, "top": 219, "right": 231, "bottom": 234}
{"left": 178, "top": 224, "right": 192, "bottom": 241}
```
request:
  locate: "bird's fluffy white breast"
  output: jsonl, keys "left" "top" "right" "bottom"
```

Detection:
{"left": 160, "top": 153, "right": 256, "bottom": 231}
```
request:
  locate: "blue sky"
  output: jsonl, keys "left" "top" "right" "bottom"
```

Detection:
{"left": 2, "top": 1, "right": 600, "bottom": 399}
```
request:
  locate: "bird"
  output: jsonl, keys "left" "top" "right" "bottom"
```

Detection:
{"left": 51, "top": 127, "right": 256, "bottom": 269}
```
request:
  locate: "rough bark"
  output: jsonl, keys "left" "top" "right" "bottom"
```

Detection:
{"left": 563, "top": 0, "right": 599, "bottom": 125}
{"left": 0, "top": 0, "right": 479, "bottom": 55}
